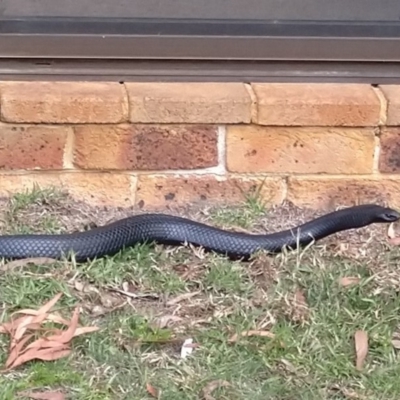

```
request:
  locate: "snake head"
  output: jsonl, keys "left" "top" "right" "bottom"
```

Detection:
{"left": 377, "top": 207, "right": 400, "bottom": 222}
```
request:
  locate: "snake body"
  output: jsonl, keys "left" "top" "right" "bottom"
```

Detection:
{"left": 0, "top": 204, "right": 398, "bottom": 262}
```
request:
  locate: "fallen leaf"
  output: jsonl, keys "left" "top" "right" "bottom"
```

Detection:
{"left": 37, "top": 293, "right": 64, "bottom": 313}
{"left": 200, "top": 380, "right": 232, "bottom": 400}
{"left": 180, "top": 266, "right": 201, "bottom": 281}
{"left": 0, "top": 318, "right": 28, "bottom": 335}
{"left": 12, "top": 310, "right": 70, "bottom": 326}
{"left": 13, "top": 315, "right": 37, "bottom": 342}
{"left": 354, "top": 330, "right": 368, "bottom": 371}
{"left": 74, "top": 281, "right": 85, "bottom": 292}
{"left": 18, "top": 390, "right": 65, "bottom": 400}
{"left": 166, "top": 291, "right": 200, "bottom": 306}
{"left": 73, "top": 281, "right": 98, "bottom": 294}
{"left": 33, "top": 348, "right": 72, "bottom": 361}
{"left": 152, "top": 315, "right": 183, "bottom": 329}
{"left": 0, "top": 292, "right": 98, "bottom": 371}
{"left": 89, "top": 305, "right": 108, "bottom": 317}
{"left": 340, "top": 389, "right": 366, "bottom": 400}
{"left": 12, "top": 293, "right": 64, "bottom": 342}
{"left": 291, "top": 289, "right": 309, "bottom": 322}
{"left": 6, "top": 346, "right": 71, "bottom": 370}
{"left": 46, "top": 306, "right": 80, "bottom": 344}
{"left": 339, "top": 277, "right": 361, "bottom": 287}
{"left": 329, "top": 384, "right": 367, "bottom": 400}
{"left": 122, "top": 281, "right": 134, "bottom": 292}
{"left": 99, "top": 293, "right": 121, "bottom": 308}
{"left": 279, "top": 358, "right": 297, "bottom": 374}
{"left": 109, "top": 287, "right": 159, "bottom": 300}
{"left": 1, "top": 257, "right": 57, "bottom": 272}
{"left": 5, "top": 333, "right": 35, "bottom": 369}
{"left": 146, "top": 383, "right": 159, "bottom": 399}
{"left": 24, "top": 338, "right": 73, "bottom": 352}
{"left": 294, "top": 289, "right": 307, "bottom": 304}
{"left": 228, "top": 330, "right": 275, "bottom": 342}
{"left": 392, "top": 339, "right": 400, "bottom": 349}
{"left": 73, "top": 326, "right": 100, "bottom": 337}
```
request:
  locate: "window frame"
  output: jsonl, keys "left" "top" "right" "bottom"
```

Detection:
{"left": 1, "top": 17, "right": 400, "bottom": 83}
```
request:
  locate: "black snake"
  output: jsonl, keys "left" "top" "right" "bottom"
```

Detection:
{"left": 0, "top": 204, "right": 398, "bottom": 262}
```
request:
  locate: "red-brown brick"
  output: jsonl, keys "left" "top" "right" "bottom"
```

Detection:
{"left": 125, "top": 82, "right": 252, "bottom": 123}
{"left": 379, "top": 85, "right": 400, "bottom": 126}
{"left": 73, "top": 124, "right": 218, "bottom": 170}
{"left": 136, "top": 174, "right": 285, "bottom": 209}
{"left": 0, "top": 124, "right": 69, "bottom": 170}
{"left": 0, "top": 172, "right": 135, "bottom": 207}
{"left": 252, "top": 83, "right": 381, "bottom": 126}
{"left": 0, "top": 81, "right": 128, "bottom": 124}
{"left": 226, "top": 125, "right": 375, "bottom": 174}
{"left": 287, "top": 175, "right": 400, "bottom": 208}
{"left": 379, "top": 127, "right": 400, "bottom": 173}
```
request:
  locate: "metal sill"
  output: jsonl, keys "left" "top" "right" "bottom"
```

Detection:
{"left": 1, "top": 59, "right": 400, "bottom": 84}
{"left": 1, "top": 18, "right": 400, "bottom": 61}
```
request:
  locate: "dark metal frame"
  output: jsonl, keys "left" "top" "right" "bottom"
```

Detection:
{"left": 1, "top": 17, "right": 400, "bottom": 83}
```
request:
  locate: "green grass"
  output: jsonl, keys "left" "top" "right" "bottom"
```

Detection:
{"left": 208, "top": 189, "right": 267, "bottom": 229}
{"left": 1, "top": 188, "right": 400, "bottom": 399}
{"left": 3, "top": 184, "right": 66, "bottom": 234}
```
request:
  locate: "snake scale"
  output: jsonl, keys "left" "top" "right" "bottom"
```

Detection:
{"left": 0, "top": 204, "right": 398, "bottom": 262}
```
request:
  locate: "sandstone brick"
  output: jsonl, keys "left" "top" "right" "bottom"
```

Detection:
{"left": 287, "top": 175, "right": 400, "bottom": 209}
{"left": 379, "top": 127, "right": 400, "bottom": 173}
{"left": 73, "top": 124, "right": 218, "bottom": 170}
{"left": 136, "top": 174, "right": 285, "bottom": 209}
{"left": 379, "top": 85, "right": 400, "bottom": 125}
{"left": 125, "top": 82, "right": 251, "bottom": 123}
{"left": 252, "top": 83, "right": 381, "bottom": 126}
{"left": 226, "top": 125, "right": 375, "bottom": 174}
{"left": 0, "top": 81, "right": 128, "bottom": 123}
{"left": 0, "top": 172, "right": 135, "bottom": 207}
{"left": 0, "top": 124, "right": 69, "bottom": 170}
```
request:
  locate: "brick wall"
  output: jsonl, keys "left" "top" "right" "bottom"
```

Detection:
{"left": 1, "top": 81, "right": 400, "bottom": 210}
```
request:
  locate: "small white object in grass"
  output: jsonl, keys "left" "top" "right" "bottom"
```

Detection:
{"left": 388, "top": 222, "right": 396, "bottom": 239}
{"left": 180, "top": 338, "right": 194, "bottom": 358}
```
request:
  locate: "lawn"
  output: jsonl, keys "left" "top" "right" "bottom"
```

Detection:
{"left": 1, "top": 187, "right": 400, "bottom": 399}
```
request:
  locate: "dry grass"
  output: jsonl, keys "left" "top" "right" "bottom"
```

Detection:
{"left": 1, "top": 186, "right": 400, "bottom": 399}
